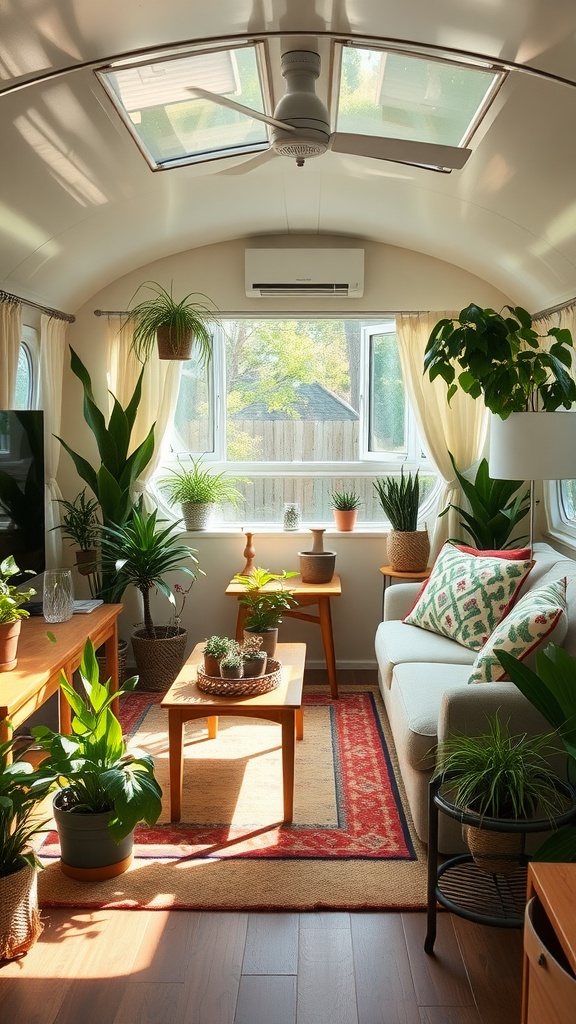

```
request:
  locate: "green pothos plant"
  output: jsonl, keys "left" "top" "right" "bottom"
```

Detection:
{"left": 424, "top": 303, "right": 576, "bottom": 418}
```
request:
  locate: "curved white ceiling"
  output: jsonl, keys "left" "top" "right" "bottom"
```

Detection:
{"left": 2, "top": 0, "right": 576, "bottom": 312}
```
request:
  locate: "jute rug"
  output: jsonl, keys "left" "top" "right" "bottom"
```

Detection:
{"left": 38, "top": 684, "right": 427, "bottom": 911}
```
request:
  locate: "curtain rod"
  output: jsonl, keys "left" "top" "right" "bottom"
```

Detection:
{"left": 533, "top": 295, "right": 576, "bottom": 320}
{"left": 0, "top": 289, "right": 75, "bottom": 323}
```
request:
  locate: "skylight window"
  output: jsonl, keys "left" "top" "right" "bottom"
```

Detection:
{"left": 97, "top": 44, "right": 269, "bottom": 169}
{"left": 335, "top": 45, "right": 502, "bottom": 152}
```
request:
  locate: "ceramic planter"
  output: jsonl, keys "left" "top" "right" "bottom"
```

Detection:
{"left": 181, "top": 501, "right": 215, "bottom": 531}
{"left": 75, "top": 548, "right": 99, "bottom": 576}
{"left": 52, "top": 790, "right": 134, "bottom": 881}
{"left": 220, "top": 663, "right": 243, "bottom": 679}
{"left": 203, "top": 653, "right": 222, "bottom": 677}
{"left": 0, "top": 619, "right": 21, "bottom": 672}
{"left": 242, "top": 653, "right": 268, "bottom": 678}
{"left": 0, "top": 858, "right": 42, "bottom": 960}
{"left": 244, "top": 627, "right": 278, "bottom": 658}
{"left": 333, "top": 509, "right": 357, "bottom": 532}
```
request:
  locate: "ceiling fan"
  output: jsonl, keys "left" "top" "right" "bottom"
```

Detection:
{"left": 188, "top": 50, "right": 471, "bottom": 171}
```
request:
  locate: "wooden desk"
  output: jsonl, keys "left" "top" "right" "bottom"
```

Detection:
{"left": 226, "top": 573, "right": 341, "bottom": 699}
{"left": 522, "top": 862, "right": 576, "bottom": 1023}
{"left": 0, "top": 604, "right": 122, "bottom": 746}
{"left": 161, "top": 642, "right": 306, "bottom": 824}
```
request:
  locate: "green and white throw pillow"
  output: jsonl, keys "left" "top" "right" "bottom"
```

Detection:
{"left": 403, "top": 542, "right": 534, "bottom": 650}
{"left": 468, "top": 577, "right": 567, "bottom": 683}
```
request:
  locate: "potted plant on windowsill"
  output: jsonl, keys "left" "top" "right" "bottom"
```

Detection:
{"left": 0, "top": 556, "right": 36, "bottom": 671}
{"left": 99, "top": 506, "right": 202, "bottom": 692}
{"left": 126, "top": 281, "right": 218, "bottom": 362}
{"left": 0, "top": 736, "right": 53, "bottom": 959}
{"left": 160, "top": 456, "right": 247, "bottom": 531}
{"left": 32, "top": 638, "right": 162, "bottom": 880}
{"left": 331, "top": 490, "right": 361, "bottom": 532}
{"left": 232, "top": 566, "right": 298, "bottom": 658}
{"left": 373, "top": 469, "right": 430, "bottom": 572}
{"left": 432, "top": 716, "right": 564, "bottom": 874}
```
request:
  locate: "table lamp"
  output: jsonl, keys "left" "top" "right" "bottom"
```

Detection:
{"left": 489, "top": 412, "right": 576, "bottom": 554}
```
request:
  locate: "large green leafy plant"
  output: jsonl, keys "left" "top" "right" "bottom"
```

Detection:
{"left": 496, "top": 643, "right": 576, "bottom": 861}
{"left": 33, "top": 639, "right": 162, "bottom": 842}
{"left": 424, "top": 304, "right": 576, "bottom": 417}
{"left": 99, "top": 506, "right": 201, "bottom": 638}
{"left": 233, "top": 567, "right": 298, "bottom": 632}
{"left": 373, "top": 469, "right": 420, "bottom": 531}
{"left": 0, "top": 556, "right": 36, "bottom": 624}
{"left": 439, "top": 452, "right": 529, "bottom": 550}
{"left": 56, "top": 347, "right": 155, "bottom": 530}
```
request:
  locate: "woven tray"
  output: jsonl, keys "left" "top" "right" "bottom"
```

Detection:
{"left": 196, "top": 659, "right": 282, "bottom": 696}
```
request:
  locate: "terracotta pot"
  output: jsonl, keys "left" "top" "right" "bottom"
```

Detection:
{"left": 203, "top": 653, "right": 221, "bottom": 677}
{"left": 0, "top": 619, "right": 21, "bottom": 672}
{"left": 333, "top": 509, "right": 357, "bottom": 532}
{"left": 75, "top": 548, "right": 99, "bottom": 576}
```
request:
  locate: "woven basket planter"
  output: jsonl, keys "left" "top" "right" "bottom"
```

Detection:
{"left": 387, "top": 529, "right": 430, "bottom": 572}
{"left": 131, "top": 626, "right": 188, "bottom": 692}
{"left": 96, "top": 638, "right": 128, "bottom": 687}
{"left": 0, "top": 860, "right": 42, "bottom": 960}
{"left": 197, "top": 659, "right": 282, "bottom": 697}
{"left": 464, "top": 824, "right": 524, "bottom": 875}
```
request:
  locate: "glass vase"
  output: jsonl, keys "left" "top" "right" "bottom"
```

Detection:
{"left": 43, "top": 569, "right": 74, "bottom": 623}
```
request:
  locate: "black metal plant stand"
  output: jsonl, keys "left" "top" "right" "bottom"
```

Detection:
{"left": 425, "top": 774, "right": 576, "bottom": 954}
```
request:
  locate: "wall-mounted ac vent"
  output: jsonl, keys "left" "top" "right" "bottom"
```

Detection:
{"left": 245, "top": 248, "right": 364, "bottom": 298}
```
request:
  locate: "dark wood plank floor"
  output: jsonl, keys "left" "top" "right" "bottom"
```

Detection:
{"left": 0, "top": 907, "right": 523, "bottom": 1024}
{"left": 0, "top": 669, "right": 524, "bottom": 1022}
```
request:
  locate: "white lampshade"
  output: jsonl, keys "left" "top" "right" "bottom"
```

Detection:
{"left": 489, "top": 411, "right": 576, "bottom": 481}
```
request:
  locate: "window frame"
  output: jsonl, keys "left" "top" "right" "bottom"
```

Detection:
{"left": 160, "top": 313, "right": 438, "bottom": 526}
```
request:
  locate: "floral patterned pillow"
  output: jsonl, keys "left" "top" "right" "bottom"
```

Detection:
{"left": 403, "top": 542, "right": 534, "bottom": 650}
{"left": 468, "top": 578, "right": 567, "bottom": 683}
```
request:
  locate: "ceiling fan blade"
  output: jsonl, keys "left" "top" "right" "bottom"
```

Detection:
{"left": 218, "top": 150, "right": 277, "bottom": 175}
{"left": 330, "top": 132, "right": 471, "bottom": 170}
{"left": 187, "top": 87, "right": 297, "bottom": 133}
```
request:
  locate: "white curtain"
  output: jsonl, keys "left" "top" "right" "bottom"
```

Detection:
{"left": 396, "top": 311, "right": 489, "bottom": 557}
{"left": 105, "top": 317, "right": 182, "bottom": 506}
{"left": 0, "top": 298, "right": 22, "bottom": 407}
{"left": 40, "top": 314, "right": 68, "bottom": 567}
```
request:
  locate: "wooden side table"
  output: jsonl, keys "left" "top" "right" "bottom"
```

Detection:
{"left": 522, "top": 863, "right": 576, "bottom": 1023}
{"left": 226, "top": 574, "right": 341, "bottom": 699}
{"left": 379, "top": 564, "right": 431, "bottom": 619}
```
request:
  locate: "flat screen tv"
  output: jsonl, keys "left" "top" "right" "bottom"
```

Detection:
{"left": 0, "top": 410, "right": 45, "bottom": 584}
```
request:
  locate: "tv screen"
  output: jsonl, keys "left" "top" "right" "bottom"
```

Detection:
{"left": 0, "top": 410, "right": 45, "bottom": 584}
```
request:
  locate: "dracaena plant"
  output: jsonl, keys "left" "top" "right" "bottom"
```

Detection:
{"left": 32, "top": 639, "right": 162, "bottom": 843}
{"left": 439, "top": 452, "right": 529, "bottom": 550}
{"left": 424, "top": 303, "right": 576, "bottom": 417}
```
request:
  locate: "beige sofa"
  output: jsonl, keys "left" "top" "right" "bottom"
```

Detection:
{"left": 375, "top": 543, "right": 576, "bottom": 851}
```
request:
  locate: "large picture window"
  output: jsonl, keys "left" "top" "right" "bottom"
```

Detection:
{"left": 164, "top": 317, "right": 437, "bottom": 525}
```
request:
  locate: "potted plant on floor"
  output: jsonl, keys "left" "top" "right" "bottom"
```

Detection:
{"left": 0, "top": 556, "right": 37, "bottom": 671}
{"left": 126, "top": 281, "right": 217, "bottom": 362}
{"left": 433, "top": 716, "right": 564, "bottom": 874}
{"left": 496, "top": 642, "right": 576, "bottom": 862}
{"left": 438, "top": 452, "right": 529, "bottom": 550}
{"left": 331, "top": 490, "right": 361, "bottom": 532}
{"left": 0, "top": 736, "right": 53, "bottom": 959}
{"left": 160, "top": 456, "right": 247, "bottom": 531}
{"left": 99, "top": 506, "right": 202, "bottom": 691}
{"left": 232, "top": 566, "right": 298, "bottom": 657}
{"left": 53, "top": 488, "right": 101, "bottom": 579}
{"left": 32, "top": 638, "right": 162, "bottom": 879}
{"left": 374, "top": 469, "right": 430, "bottom": 571}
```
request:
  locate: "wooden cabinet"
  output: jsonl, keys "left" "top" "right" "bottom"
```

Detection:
{"left": 522, "top": 863, "right": 576, "bottom": 1023}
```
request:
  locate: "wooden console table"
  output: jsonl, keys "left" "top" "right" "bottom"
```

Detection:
{"left": 0, "top": 603, "right": 123, "bottom": 748}
{"left": 226, "top": 573, "right": 341, "bottom": 698}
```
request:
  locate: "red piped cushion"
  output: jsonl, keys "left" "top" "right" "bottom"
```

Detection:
{"left": 455, "top": 544, "right": 531, "bottom": 560}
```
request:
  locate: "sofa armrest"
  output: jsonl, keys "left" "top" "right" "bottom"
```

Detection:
{"left": 383, "top": 582, "right": 422, "bottom": 622}
{"left": 438, "top": 682, "right": 553, "bottom": 742}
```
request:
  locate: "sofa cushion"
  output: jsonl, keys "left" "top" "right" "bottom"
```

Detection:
{"left": 468, "top": 578, "right": 568, "bottom": 683}
{"left": 375, "top": 619, "right": 475, "bottom": 688}
{"left": 403, "top": 542, "right": 534, "bottom": 650}
{"left": 388, "top": 663, "right": 471, "bottom": 771}
{"left": 455, "top": 544, "right": 531, "bottom": 560}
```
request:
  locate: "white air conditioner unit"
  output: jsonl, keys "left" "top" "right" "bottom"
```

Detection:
{"left": 245, "top": 248, "right": 364, "bottom": 298}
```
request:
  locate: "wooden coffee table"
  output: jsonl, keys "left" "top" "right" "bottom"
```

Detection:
{"left": 161, "top": 642, "right": 306, "bottom": 824}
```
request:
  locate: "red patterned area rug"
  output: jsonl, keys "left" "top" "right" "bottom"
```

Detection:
{"left": 38, "top": 684, "right": 427, "bottom": 911}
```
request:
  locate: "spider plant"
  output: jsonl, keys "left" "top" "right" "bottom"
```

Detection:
{"left": 160, "top": 457, "right": 247, "bottom": 507}
{"left": 126, "top": 281, "right": 217, "bottom": 363}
